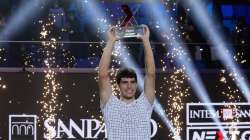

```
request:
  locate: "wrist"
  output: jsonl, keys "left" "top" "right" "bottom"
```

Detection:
{"left": 142, "top": 38, "right": 150, "bottom": 44}
{"left": 107, "top": 39, "right": 116, "bottom": 44}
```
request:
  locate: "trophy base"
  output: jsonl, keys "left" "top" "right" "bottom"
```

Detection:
{"left": 115, "top": 25, "right": 144, "bottom": 39}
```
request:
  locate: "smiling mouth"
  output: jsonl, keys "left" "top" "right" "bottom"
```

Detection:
{"left": 127, "top": 90, "right": 133, "bottom": 94}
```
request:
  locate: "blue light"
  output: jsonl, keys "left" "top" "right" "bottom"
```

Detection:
{"left": 223, "top": 20, "right": 235, "bottom": 32}
{"left": 207, "top": 2, "right": 213, "bottom": 16}
{"left": 221, "top": 5, "right": 233, "bottom": 17}
{"left": 184, "top": 0, "right": 250, "bottom": 102}
{"left": 235, "top": 5, "right": 247, "bottom": 17}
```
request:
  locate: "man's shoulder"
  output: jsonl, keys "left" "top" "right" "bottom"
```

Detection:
{"left": 101, "top": 94, "right": 120, "bottom": 109}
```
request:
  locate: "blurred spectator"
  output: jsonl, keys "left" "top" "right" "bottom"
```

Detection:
{"left": 0, "top": 13, "right": 6, "bottom": 32}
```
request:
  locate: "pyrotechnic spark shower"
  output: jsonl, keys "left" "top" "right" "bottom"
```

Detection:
{"left": 39, "top": 17, "right": 63, "bottom": 139}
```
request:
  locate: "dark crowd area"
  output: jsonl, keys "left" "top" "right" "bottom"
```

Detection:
{"left": 0, "top": 0, "right": 250, "bottom": 69}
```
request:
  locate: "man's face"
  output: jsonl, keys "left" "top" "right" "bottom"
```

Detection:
{"left": 119, "top": 77, "right": 137, "bottom": 99}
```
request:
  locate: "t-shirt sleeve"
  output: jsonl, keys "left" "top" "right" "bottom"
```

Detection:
{"left": 138, "top": 93, "right": 154, "bottom": 113}
{"left": 100, "top": 94, "right": 114, "bottom": 110}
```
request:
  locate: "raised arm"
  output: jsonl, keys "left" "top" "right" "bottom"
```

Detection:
{"left": 140, "top": 25, "right": 156, "bottom": 104}
{"left": 98, "top": 27, "right": 117, "bottom": 106}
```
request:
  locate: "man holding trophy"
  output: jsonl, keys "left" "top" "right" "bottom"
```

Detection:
{"left": 98, "top": 24, "right": 156, "bottom": 140}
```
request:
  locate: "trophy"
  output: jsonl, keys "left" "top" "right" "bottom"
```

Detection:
{"left": 115, "top": 25, "right": 145, "bottom": 39}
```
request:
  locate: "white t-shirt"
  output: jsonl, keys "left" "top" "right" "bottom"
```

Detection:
{"left": 101, "top": 94, "right": 154, "bottom": 140}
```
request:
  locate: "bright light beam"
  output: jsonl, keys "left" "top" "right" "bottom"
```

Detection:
{"left": 81, "top": 0, "right": 110, "bottom": 41}
{"left": 0, "top": 0, "right": 48, "bottom": 40}
{"left": 146, "top": 0, "right": 208, "bottom": 110}
{"left": 146, "top": 1, "right": 229, "bottom": 139}
{"left": 84, "top": 1, "right": 179, "bottom": 138}
{"left": 181, "top": 0, "right": 250, "bottom": 102}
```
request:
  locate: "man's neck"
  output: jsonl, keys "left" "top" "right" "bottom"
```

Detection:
{"left": 120, "top": 96, "right": 135, "bottom": 104}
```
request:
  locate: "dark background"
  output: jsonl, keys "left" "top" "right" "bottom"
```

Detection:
{"left": 0, "top": 70, "right": 249, "bottom": 139}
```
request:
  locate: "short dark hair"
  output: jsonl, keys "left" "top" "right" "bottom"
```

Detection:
{"left": 116, "top": 68, "right": 137, "bottom": 84}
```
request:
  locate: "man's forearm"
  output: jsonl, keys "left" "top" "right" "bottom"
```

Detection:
{"left": 98, "top": 40, "right": 116, "bottom": 77}
{"left": 143, "top": 39, "right": 155, "bottom": 75}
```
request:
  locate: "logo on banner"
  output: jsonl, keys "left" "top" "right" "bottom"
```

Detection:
{"left": 43, "top": 118, "right": 157, "bottom": 139}
{"left": 9, "top": 115, "right": 37, "bottom": 140}
{"left": 186, "top": 103, "right": 250, "bottom": 140}
{"left": 8, "top": 115, "right": 158, "bottom": 139}
{"left": 222, "top": 108, "right": 233, "bottom": 120}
